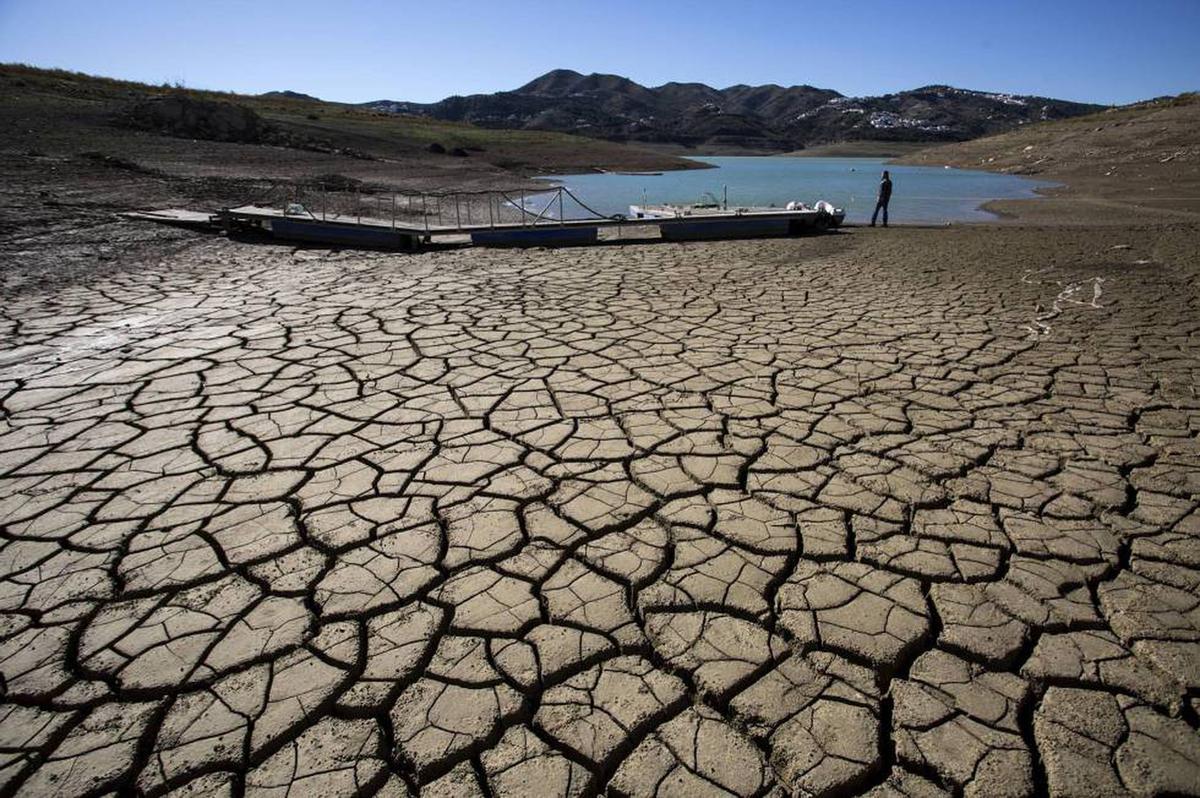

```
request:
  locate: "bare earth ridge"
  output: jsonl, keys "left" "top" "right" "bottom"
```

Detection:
{"left": 1, "top": 209, "right": 1199, "bottom": 796}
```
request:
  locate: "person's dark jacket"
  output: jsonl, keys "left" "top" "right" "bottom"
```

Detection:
{"left": 878, "top": 177, "right": 893, "bottom": 203}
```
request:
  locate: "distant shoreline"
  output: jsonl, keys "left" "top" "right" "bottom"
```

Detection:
{"left": 779, "top": 141, "right": 933, "bottom": 159}
{"left": 633, "top": 140, "right": 931, "bottom": 164}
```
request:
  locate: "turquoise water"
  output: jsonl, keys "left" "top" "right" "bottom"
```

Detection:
{"left": 537, "top": 156, "right": 1054, "bottom": 224}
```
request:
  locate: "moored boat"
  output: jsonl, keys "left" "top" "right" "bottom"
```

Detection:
{"left": 629, "top": 199, "right": 845, "bottom": 239}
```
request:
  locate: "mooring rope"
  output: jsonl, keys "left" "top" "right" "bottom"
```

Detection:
{"left": 559, "top": 186, "right": 625, "bottom": 221}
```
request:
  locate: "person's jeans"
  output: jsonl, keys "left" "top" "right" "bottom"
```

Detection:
{"left": 871, "top": 200, "right": 889, "bottom": 226}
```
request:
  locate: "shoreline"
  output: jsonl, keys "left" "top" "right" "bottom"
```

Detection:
{"left": 530, "top": 154, "right": 1059, "bottom": 228}
{"left": 893, "top": 94, "right": 1200, "bottom": 224}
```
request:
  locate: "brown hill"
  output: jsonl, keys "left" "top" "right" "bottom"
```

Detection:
{"left": 0, "top": 63, "right": 705, "bottom": 246}
{"left": 0, "top": 63, "right": 696, "bottom": 189}
{"left": 902, "top": 94, "right": 1200, "bottom": 219}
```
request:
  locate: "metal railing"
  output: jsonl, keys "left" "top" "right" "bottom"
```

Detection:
{"left": 256, "top": 182, "right": 618, "bottom": 234}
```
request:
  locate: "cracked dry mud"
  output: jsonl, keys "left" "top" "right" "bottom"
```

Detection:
{"left": 1, "top": 225, "right": 1198, "bottom": 797}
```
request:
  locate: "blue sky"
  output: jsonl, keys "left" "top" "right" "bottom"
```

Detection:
{"left": 1, "top": 0, "right": 1197, "bottom": 104}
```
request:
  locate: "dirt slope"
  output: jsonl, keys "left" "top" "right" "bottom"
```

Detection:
{"left": 0, "top": 64, "right": 697, "bottom": 188}
{"left": 901, "top": 94, "right": 1200, "bottom": 220}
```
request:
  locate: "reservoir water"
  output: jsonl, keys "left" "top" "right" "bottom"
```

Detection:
{"left": 537, "top": 156, "right": 1054, "bottom": 224}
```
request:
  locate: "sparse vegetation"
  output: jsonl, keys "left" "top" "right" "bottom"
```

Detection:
{"left": 303, "top": 173, "right": 367, "bottom": 191}
{"left": 75, "top": 150, "right": 155, "bottom": 173}
{"left": 0, "top": 62, "right": 698, "bottom": 177}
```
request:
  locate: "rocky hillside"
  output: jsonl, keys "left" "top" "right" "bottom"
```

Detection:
{"left": 362, "top": 68, "right": 1104, "bottom": 151}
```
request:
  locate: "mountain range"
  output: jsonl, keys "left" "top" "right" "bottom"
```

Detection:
{"left": 346, "top": 69, "right": 1105, "bottom": 151}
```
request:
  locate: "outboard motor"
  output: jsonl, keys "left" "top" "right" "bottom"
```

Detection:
{"left": 814, "top": 200, "right": 843, "bottom": 228}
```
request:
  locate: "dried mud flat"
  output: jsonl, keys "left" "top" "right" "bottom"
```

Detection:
{"left": 1, "top": 220, "right": 1199, "bottom": 797}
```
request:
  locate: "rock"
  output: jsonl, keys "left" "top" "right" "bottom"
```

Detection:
{"left": 120, "top": 95, "right": 270, "bottom": 143}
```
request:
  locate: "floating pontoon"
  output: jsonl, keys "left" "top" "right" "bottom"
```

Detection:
{"left": 124, "top": 185, "right": 845, "bottom": 250}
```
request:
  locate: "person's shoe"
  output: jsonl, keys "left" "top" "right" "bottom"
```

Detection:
{"left": 869, "top": 223, "right": 875, "bottom": 227}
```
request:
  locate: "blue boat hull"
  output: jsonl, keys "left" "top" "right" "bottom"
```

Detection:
{"left": 270, "top": 218, "right": 417, "bottom": 249}
{"left": 660, "top": 217, "right": 793, "bottom": 241}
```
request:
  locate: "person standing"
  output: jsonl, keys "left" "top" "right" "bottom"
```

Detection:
{"left": 871, "top": 170, "right": 892, "bottom": 227}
